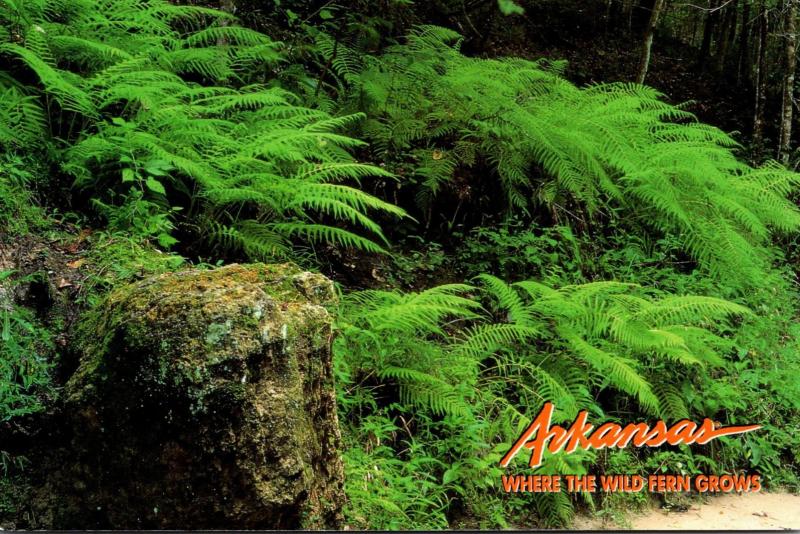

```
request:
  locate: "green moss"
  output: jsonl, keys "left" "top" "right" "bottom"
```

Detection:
{"left": 69, "top": 262, "right": 337, "bottom": 408}
{"left": 205, "top": 320, "right": 233, "bottom": 346}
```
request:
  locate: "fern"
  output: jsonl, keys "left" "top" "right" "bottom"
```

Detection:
{"left": 336, "top": 272, "right": 751, "bottom": 527}
{"left": 456, "top": 276, "right": 750, "bottom": 419}
{"left": 349, "top": 26, "right": 800, "bottom": 290}
{"left": 1, "top": 0, "right": 406, "bottom": 259}
{"left": 336, "top": 284, "right": 483, "bottom": 417}
{"left": 0, "top": 84, "right": 46, "bottom": 147}
{"left": 337, "top": 271, "right": 751, "bottom": 464}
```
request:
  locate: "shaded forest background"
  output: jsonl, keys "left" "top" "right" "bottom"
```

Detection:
{"left": 221, "top": 0, "right": 798, "bottom": 165}
{"left": 2, "top": 0, "right": 800, "bottom": 529}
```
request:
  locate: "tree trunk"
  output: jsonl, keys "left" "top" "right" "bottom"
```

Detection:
{"left": 779, "top": 0, "right": 797, "bottom": 163}
{"left": 637, "top": 0, "right": 667, "bottom": 83}
{"left": 624, "top": 0, "right": 635, "bottom": 32}
{"left": 753, "top": 0, "right": 769, "bottom": 150}
{"left": 712, "top": 0, "right": 729, "bottom": 47}
{"left": 729, "top": 0, "right": 741, "bottom": 52}
{"left": 715, "top": 0, "right": 739, "bottom": 73}
{"left": 700, "top": 0, "right": 721, "bottom": 68}
{"left": 738, "top": 0, "right": 752, "bottom": 85}
{"left": 217, "top": 0, "right": 235, "bottom": 46}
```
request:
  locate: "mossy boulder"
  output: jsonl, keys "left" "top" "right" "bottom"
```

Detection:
{"left": 28, "top": 263, "right": 344, "bottom": 529}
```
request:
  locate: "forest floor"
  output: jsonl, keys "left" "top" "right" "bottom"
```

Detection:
{"left": 573, "top": 492, "right": 800, "bottom": 530}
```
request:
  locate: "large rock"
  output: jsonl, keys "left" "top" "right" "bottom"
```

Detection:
{"left": 28, "top": 263, "right": 344, "bottom": 529}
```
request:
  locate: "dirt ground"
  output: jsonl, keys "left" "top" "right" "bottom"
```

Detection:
{"left": 573, "top": 492, "right": 800, "bottom": 530}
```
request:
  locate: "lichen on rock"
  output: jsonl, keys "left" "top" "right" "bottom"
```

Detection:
{"left": 28, "top": 263, "right": 344, "bottom": 529}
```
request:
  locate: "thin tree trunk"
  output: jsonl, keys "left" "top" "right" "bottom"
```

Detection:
{"left": 217, "top": 0, "right": 235, "bottom": 46}
{"left": 700, "top": 0, "right": 720, "bottom": 69}
{"left": 729, "top": 0, "right": 741, "bottom": 51}
{"left": 637, "top": 0, "right": 667, "bottom": 83}
{"left": 753, "top": 0, "right": 769, "bottom": 150}
{"left": 779, "top": 0, "right": 797, "bottom": 163}
{"left": 625, "top": 0, "right": 635, "bottom": 32}
{"left": 738, "top": 0, "right": 752, "bottom": 84}
{"left": 712, "top": 0, "right": 729, "bottom": 46}
{"left": 605, "top": 0, "right": 614, "bottom": 32}
{"left": 715, "top": 0, "right": 739, "bottom": 73}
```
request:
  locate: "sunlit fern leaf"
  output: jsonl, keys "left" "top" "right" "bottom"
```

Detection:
{"left": 653, "top": 383, "right": 690, "bottom": 421}
{"left": 208, "top": 220, "right": 293, "bottom": 261}
{"left": 0, "top": 85, "right": 46, "bottom": 146}
{"left": 380, "top": 366, "right": 472, "bottom": 416}
{"left": 558, "top": 327, "right": 661, "bottom": 415}
{"left": 456, "top": 324, "right": 542, "bottom": 359}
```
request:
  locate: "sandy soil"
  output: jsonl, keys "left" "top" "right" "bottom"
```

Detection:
{"left": 573, "top": 492, "right": 800, "bottom": 530}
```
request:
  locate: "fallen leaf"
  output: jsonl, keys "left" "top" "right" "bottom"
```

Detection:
{"left": 58, "top": 278, "right": 73, "bottom": 289}
{"left": 65, "top": 229, "right": 93, "bottom": 253}
{"left": 66, "top": 259, "right": 86, "bottom": 269}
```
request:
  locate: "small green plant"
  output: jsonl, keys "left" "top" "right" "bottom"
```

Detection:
{"left": 0, "top": 270, "right": 53, "bottom": 421}
{"left": 0, "top": 155, "right": 48, "bottom": 234}
{"left": 341, "top": 413, "right": 452, "bottom": 530}
{"left": 387, "top": 238, "right": 449, "bottom": 289}
{"left": 591, "top": 451, "right": 650, "bottom": 528}
{"left": 92, "top": 189, "right": 181, "bottom": 249}
{"left": 454, "top": 219, "right": 585, "bottom": 284}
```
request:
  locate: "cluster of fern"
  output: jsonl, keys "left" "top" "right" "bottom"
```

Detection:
{"left": 334, "top": 273, "right": 753, "bottom": 526}
{"left": 326, "top": 25, "right": 800, "bottom": 528}
{"left": 0, "top": 269, "right": 53, "bottom": 422}
{"left": 323, "top": 26, "right": 800, "bottom": 289}
{"left": 0, "top": 0, "right": 403, "bottom": 259}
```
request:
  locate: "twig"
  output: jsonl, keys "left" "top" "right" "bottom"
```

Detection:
{"left": 677, "top": 0, "right": 737, "bottom": 12}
